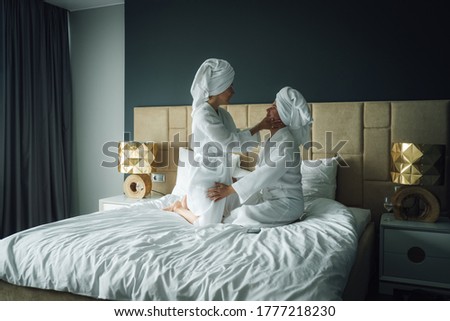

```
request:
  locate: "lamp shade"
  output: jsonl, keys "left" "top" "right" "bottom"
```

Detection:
{"left": 390, "top": 143, "right": 445, "bottom": 186}
{"left": 118, "top": 142, "right": 158, "bottom": 174}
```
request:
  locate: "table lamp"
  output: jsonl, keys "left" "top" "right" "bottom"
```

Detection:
{"left": 118, "top": 141, "right": 158, "bottom": 199}
{"left": 390, "top": 142, "right": 445, "bottom": 222}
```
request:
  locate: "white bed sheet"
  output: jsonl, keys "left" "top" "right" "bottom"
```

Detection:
{"left": 0, "top": 196, "right": 358, "bottom": 301}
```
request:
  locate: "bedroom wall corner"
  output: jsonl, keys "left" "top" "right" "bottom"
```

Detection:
{"left": 70, "top": 4, "right": 125, "bottom": 216}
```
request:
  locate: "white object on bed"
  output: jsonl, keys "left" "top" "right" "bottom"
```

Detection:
{"left": 348, "top": 207, "right": 372, "bottom": 238}
{"left": 0, "top": 196, "right": 358, "bottom": 301}
{"left": 301, "top": 157, "right": 338, "bottom": 201}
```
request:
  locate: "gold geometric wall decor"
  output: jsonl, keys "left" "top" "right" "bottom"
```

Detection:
{"left": 390, "top": 143, "right": 446, "bottom": 186}
{"left": 118, "top": 142, "right": 158, "bottom": 174}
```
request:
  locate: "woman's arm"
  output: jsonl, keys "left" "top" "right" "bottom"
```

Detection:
{"left": 196, "top": 107, "right": 281, "bottom": 147}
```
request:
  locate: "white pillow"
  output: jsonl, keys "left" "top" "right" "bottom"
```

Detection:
{"left": 171, "top": 148, "right": 240, "bottom": 196}
{"left": 301, "top": 157, "right": 338, "bottom": 201}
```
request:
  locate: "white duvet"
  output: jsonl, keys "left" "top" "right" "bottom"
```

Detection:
{"left": 0, "top": 196, "right": 358, "bottom": 301}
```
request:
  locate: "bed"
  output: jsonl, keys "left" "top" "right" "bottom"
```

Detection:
{"left": 1, "top": 99, "right": 448, "bottom": 300}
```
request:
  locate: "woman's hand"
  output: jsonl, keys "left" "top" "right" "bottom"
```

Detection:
{"left": 250, "top": 114, "right": 284, "bottom": 135}
{"left": 207, "top": 182, "right": 235, "bottom": 202}
{"left": 262, "top": 114, "right": 284, "bottom": 130}
{"left": 256, "top": 114, "right": 284, "bottom": 132}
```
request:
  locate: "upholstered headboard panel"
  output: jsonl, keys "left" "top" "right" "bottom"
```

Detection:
{"left": 134, "top": 100, "right": 449, "bottom": 225}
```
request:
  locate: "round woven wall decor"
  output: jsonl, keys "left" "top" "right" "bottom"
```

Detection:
{"left": 392, "top": 186, "right": 440, "bottom": 222}
{"left": 123, "top": 174, "right": 152, "bottom": 199}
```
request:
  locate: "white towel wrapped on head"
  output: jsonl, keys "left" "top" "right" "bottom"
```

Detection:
{"left": 275, "top": 86, "right": 313, "bottom": 146}
{"left": 190, "top": 58, "right": 234, "bottom": 113}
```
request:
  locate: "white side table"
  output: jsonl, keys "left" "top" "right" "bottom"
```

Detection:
{"left": 379, "top": 213, "right": 450, "bottom": 295}
{"left": 99, "top": 193, "right": 164, "bottom": 211}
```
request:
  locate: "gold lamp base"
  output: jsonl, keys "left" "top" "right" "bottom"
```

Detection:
{"left": 392, "top": 186, "right": 440, "bottom": 222}
{"left": 123, "top": 174, "right": 152, "bottom": 199}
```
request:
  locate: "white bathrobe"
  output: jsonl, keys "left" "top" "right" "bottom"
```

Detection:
{"left": 225, "top": 127, "right": 304, "bottom": 227}
{"left": 188, "top": 103, "right": 259, "bottom": 226}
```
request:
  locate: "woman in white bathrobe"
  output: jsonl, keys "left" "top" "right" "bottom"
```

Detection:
{"left": 208, "top": 86, "right": 313, "bottom": 227}
{"left": 177, "top": 58, "right": 278, "bottom": 226}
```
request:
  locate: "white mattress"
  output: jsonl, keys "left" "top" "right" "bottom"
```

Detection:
{"left": 348, "top": 207, "right": 372, "bottom": 238}
{"left": 0, "top": 196, "right": 358, "bottom": 301}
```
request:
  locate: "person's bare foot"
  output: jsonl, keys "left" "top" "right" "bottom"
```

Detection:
{"left": 181, "top": 195, "right": 188, "bottom": 209}
{"left": 163, "top": 200, "right": 182, "bottom": 212}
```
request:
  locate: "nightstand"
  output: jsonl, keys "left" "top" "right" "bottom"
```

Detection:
{"left": 379, "top": 213, "right": 450, "bottom": 295}
{"left": 99, "top": 193, "right": 164, "bottom": 211}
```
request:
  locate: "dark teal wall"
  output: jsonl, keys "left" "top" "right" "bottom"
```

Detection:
{"left": 0, "top": 1, "right": 4, "bottom": 132}
{"left": 125, "top": 0, "right": 450, "bottom": 136}
{"left": 0, "top": 1, "right": 3, "bottom": 104}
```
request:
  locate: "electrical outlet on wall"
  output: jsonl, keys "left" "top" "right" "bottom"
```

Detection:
{"left": 152, "top": 173, "right": 165, "bottom": 182}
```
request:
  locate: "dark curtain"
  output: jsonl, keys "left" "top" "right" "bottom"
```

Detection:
{"left": 0, "top": 0, "right": 72, "bottom": 238}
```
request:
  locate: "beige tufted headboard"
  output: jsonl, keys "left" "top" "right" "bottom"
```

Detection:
{"left": 134, "top": 100, "right": 449, "bottom": 225}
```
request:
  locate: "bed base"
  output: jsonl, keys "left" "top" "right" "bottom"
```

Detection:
{"left": 0, "top": 281, "right": 97, "bottom": 300}
{"left": 342, "top": 222, "right": 375, "bottom": 300}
